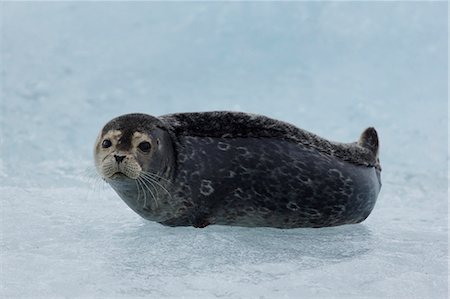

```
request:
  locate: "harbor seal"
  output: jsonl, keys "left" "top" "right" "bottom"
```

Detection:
{"left": 94, "top": 111, "right": 381, "bottom": 228}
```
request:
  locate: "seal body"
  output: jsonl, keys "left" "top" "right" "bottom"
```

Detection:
{"left": 94, "top": 111, "right": 381, "bottom": 228}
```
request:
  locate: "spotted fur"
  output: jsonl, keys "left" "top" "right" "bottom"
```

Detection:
{"left": 97, "top": 111, "right": 382, "bottom": 228}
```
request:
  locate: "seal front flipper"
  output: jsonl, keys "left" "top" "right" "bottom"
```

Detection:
{"left": 192, "top": 218, "right": 211, "bottom": 228}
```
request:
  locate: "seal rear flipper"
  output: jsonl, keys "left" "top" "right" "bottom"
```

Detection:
{"left": 358, "top": 127, "right": 381, "bottom": 171}
{"left": 358, "top": 127, "right": 379, "bottom": 157}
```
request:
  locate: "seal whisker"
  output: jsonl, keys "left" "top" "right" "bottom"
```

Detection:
{"left": 136, "top": 178, "right": 148, "bottom": 207}
{"left": 140, "top": 172, "right": 172, "bottom": 192}
{"left": 84, "top": 171, "right": 108, "bottom": 202}
{"left": 138, "top": 176, "right": 158, "bottom": 209}
{"left": 135, "top": 179, "right": 142, "bottom": 204}
{"left": 140, "top": 174, "right": 173, "bottom": 200}
{"left": 82, "top": 166, "right": 103, "bottom": 187}
{"left": 141, "top": 179, "right": 149, "bottom": 208}
{"left": 137, "top": 178, "right": 148, "bottom": 207}
{"left": 140, "top": 175, "right": 166, "bottom": 203}
{"left": 140, "top": 171, "right": 172, "bottom": 184}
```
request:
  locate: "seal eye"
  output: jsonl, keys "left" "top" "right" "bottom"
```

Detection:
{"left": 102, "top": 139, "right": 112, "bottom": 148}
{"left": 138, "top": 141, "right": 151, "bottom": 153}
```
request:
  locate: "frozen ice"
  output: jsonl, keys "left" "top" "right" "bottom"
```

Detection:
{"left": 0, "top": 2, "right": 448, "bottom": 298}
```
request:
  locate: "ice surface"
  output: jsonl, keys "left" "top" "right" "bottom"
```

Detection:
{"left": 0, "top": 2, "right": 448, "bottom": 298}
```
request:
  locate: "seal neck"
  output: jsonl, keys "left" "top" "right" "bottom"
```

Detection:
{"left": 107, "top": 171, "right": 176, "bottom": 222}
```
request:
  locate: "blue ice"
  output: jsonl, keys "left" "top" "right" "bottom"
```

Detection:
{"left": 0, "top": 2, "right": 447, "bottom": 298}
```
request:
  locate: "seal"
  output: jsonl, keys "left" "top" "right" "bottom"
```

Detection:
{"left": 94, "top": 111, "right": 381, "bottom": 228}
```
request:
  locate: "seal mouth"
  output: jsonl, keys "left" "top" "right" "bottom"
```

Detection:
{"left": 110, "top": 172, "right": 129, "bottom": 180}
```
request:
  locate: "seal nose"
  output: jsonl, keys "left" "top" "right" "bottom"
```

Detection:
{"left": 114, "top": 155, "right": 126, "bottom": 163}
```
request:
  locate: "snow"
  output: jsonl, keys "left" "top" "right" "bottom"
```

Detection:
{"left": 1, "top": 1, "right": 448, "bottom": 298}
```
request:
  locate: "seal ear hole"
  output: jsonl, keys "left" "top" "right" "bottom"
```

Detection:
{"left": 138, "top": 141, "right": 151, "bottom": 153}
{"left": 102, "top": 139, "right": 112, "bottom": 149}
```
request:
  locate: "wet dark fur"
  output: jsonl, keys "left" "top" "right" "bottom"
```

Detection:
{"left": 100, "top": 111, "right": 382, "bottom": 228}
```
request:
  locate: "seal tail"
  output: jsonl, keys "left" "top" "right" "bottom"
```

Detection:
{"left": 358, "top": 127, "right": 379, "bottom": 159}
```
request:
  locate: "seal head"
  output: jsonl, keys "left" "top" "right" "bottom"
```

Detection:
{"left": 94, "top": 113, "right": 176, "bottom": 221}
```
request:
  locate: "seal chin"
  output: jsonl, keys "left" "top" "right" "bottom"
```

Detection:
{"left": 106, "top": 172, "right": 137, "bottom": 183}
{"left": 111, "top": 172, "right": 128, "bottom": 179}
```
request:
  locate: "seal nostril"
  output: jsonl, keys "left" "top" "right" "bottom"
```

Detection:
{"left": 114, "top": 155, "right": 126, "bottom": 163}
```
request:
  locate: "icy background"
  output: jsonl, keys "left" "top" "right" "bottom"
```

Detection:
{"left": 1, "top": 2, "right": 448, "bottom": 298}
